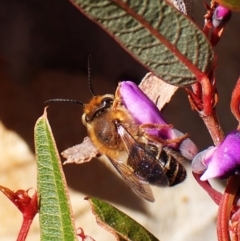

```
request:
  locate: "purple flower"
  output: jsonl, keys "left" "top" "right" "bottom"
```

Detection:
{"left": 192, "top": 131, "right": 240, "bottom": 181}
{"left": 118, "top": 81, "right": 198, "bottom": 160}
{"left": 212, "top": 5, "right": 231, "bottom": 29}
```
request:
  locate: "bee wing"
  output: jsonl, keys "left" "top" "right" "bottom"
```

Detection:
{"left": 117, "top": 124, "right": 169, "bottom": 187}
{"left": 108, "top": 156, "right": 155, "bottom": 202}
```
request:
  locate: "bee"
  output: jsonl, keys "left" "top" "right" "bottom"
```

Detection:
{"left": 46, "top": 71, "right": 188, "bottom": 202}
{"left": 80, "top": 84, "right": 187, "bottom": 202}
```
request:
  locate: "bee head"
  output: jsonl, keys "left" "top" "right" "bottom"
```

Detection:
{"left": 82, "top": 94, "right": 114, "bottom": 125}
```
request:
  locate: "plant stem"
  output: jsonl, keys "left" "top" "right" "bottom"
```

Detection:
{"left": 201, "top": 111, "right": 225, "bottom": 146}
{"left": 192, "top": 172, "right": 222, "bottom": 205}
{"left": 230, "top": 77, "right": 240, "bottom": 128}
{"left": 217, "top": 176, "right": 240, "bottom": 241}
{"left": 197, "top": 75, "right": 225, "bottom": 145}
{"left": 16, "top": 217, "right": 34, "bottom": 241}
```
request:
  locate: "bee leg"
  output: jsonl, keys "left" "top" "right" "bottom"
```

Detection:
{"left": 142, "top": 131, "right": 189, "bottom": 146}
{"left": 140, "top": 123, "right": 174, "bottom": 130}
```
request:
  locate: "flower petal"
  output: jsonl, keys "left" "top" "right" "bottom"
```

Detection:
{"left": 212, "top": 5, "right": 232, "bottom": 28}
{"left": 192, "top": 146, "right": 215, "bottom": 174}
{"left": 193, "top": 131, "right": 240, "bottom": 181}
{"left": 172, "top": 129, "right": 198, "bottom": 160}
{"left": 118, "top": 81, "right": 198, "bottom": 159}
{"left": 119, "top": 81, "right": 166, "bottom": 124}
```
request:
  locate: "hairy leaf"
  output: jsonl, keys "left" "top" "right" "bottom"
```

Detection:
{"left": 35, "top": 108, "right": 77, "bottom": 241}
{"left": 71, "top": 0, "right": 214, "bottom": 86}
{"left": 87, "top": 197, "right": 160, "bottom": 241}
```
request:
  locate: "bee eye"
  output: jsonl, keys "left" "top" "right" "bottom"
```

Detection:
{"left": 102, "top": 97, "right": 113, "bottom": 107}
{"left": 84, "top": 96, "right": 114, "bottom": 123}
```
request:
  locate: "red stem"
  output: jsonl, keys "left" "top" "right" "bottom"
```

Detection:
{"left": 193, "top": 172, "right": 222, "bottom": 205}
{"left": 197, "top": 75, "right": 224, "bottom": 145}
{"left": 217, "top": 176, "right": 240, "bottom": 241}
{"left": 231, "top": 77, "right": 240, "bottom": 127}
{"left": 16, "top": 217, "right": 34, "bottom": 241}
{"left": 16, "top": 192, "right": 38, "bottom": 241}
{"left": 198, "top": 74, "right": 214, "bottom": 116}
{"left": 201, "top": 111, "right": 225, "bottom": 146}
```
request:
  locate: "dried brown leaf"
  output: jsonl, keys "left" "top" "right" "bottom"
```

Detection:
{"left": 62, "top": 137, "right": 100, "bottom": 165}
{"left": 139, "top": 73, "right": 178, "bottom": 111}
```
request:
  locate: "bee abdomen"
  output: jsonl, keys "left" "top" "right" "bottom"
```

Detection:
{"left": 167, "top": 160, "right": 186, "bottom": 186}
{"left": 161, "top": 151, "right": 187, "bottom": 186}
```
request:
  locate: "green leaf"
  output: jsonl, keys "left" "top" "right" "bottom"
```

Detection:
{"left": 35, "top": 108, "right": 77, "bottom": 241}
{"left": 217, "top": 0, "right": 240, "bottom": 11}
{"left": 87, "top": 197, "right": 160, "bottom": 241}
{"left": 71, "top": 0, "right": 214, "bottom": 86}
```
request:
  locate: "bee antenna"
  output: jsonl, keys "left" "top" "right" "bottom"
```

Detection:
{"left": 45, "top": 98, "right": 84, "bottom": 106}
{"left": 88, "top": 55, "right": 95, "bottom": 97}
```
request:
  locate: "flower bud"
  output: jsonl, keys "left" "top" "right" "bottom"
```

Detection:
{"left": 212, "top": 5, "right": 231, "bottom": 29}
{"left": 118, "top": 81, "right": 198, "bottom": 160}
{"left": 192, "top": 131, "right": 240, "bottom": 181}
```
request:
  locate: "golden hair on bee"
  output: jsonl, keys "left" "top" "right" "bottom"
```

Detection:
{"left": 45, "top": 57, "right": 188, "bottom": 202}
{"left": 82, "top": 93, "right": 137, "bottom": 160}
